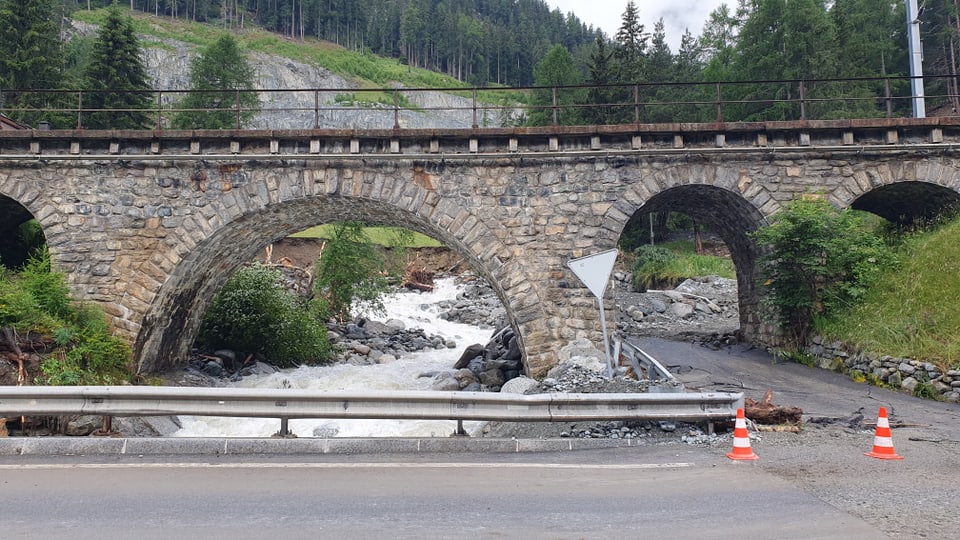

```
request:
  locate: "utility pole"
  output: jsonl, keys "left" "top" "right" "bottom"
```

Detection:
{"left": 907, "top": 0, "right": 926, "bottom": 118}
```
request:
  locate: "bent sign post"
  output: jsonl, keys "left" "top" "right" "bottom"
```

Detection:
{"left": 567, "top": 249, "right": 618, "bottom": 376}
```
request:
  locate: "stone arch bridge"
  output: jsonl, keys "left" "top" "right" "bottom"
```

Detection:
{"left": 2, "top": 118, "right": 959, "bottom": 376}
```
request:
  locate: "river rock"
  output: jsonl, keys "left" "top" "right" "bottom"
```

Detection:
{"left": 500, "top": 376, "right": 539, "bottom": 394}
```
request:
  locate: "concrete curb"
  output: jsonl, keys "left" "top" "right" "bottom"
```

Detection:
{"left": 0, "top": 436, "right": 647, "bottom": 456}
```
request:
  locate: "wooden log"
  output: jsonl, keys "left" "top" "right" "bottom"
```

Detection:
{"left": 744, "top": 390, "right": 803, "bottom": 425}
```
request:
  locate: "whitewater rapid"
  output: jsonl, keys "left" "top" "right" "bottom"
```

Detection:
{"left": 173, "top": 277, "right": 494, "bottom": 438}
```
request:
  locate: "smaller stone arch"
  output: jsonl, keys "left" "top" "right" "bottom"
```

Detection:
{"left": 0, "top": 193, "right": 48, "bottom": 270}
{"left": 616, "top": 183, "right": 769, "bottom": 341}
{"left": 850, "top": 182, "right": 960, "bottom": 226}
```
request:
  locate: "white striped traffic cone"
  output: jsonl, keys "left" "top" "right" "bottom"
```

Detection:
{"left": 726, "top": 407, "right": 759, "bottom": 460}
{"left": 865, "top": 407, "right": 903, "bottom": 460}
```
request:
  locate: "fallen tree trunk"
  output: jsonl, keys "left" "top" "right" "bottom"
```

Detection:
{"left": 744, "top": 390, "right": 803, "bottom": 425}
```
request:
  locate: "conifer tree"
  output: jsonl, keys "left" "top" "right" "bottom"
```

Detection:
{"left": 0, "top": 0, "right": 63, "bottom": 126}
{"left": 585, "top": 33, "right": 619, "bottom": 125}
{"left": 527, "top": 44, "right": 583, "bottom": 126}
{"left": 172, "top": 34, "right": 258, "bottom": 129}
{"left": 82, "top": 4, "right": 152, "bottom": 129}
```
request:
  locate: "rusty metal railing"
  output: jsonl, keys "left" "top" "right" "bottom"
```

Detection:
{"left": 1, "top": 75, "right": 956, "bottom": 131}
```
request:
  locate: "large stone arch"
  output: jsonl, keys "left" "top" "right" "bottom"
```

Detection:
{"left": 612, "top": 161, "right": 771, "bottom": 340}
{"left": 132, "top": 164, "right": 538, "bottom": 375}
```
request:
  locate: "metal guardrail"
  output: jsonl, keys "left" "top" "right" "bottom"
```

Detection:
{"left": 618, "top": 341, "right": 678, "bottom": 384}
{"left": 0, "top": 386, "right": 743, "bottom": 436}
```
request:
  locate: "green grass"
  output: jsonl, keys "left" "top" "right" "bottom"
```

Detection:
{"left": 625, "top": 239, "right": 736, "bottom": 290}
{"left": 819, "top": 218, "right": 960, "bottom": 370}
{"left": 291, "top": 225, "right": 441, "bottom": 248}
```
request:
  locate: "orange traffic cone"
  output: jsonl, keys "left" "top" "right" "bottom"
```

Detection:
{"left": 865, "top": 407, "right": 903, "bottom": 460}
{"left": 726, "top": 407, "right": 759, "bottom": 460}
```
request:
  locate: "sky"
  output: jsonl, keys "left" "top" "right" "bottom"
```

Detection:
{"left": 544, "top": 0, "right": 727, "bottom": 51}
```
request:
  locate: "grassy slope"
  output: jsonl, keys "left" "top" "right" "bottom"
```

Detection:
{"left": 821, "top": 219, "right": 960, "bottom": 369}
{"left": 70, "top": 9, "right": 520, "bottom": 104}
{"left": 292, "top": 225, "right": 441, "bottom": 248}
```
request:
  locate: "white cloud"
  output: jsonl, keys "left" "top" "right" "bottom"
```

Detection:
{"left": 544, "top": 0, "right": 727, "bottom": 50}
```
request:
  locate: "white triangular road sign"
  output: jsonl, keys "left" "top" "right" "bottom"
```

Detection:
{"left": 567, "top": 249, "right": 618, "bottom": 298}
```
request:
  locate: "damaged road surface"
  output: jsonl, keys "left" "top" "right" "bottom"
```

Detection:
{"left": 635, "top": 336, "right": 960, "bottom": 540}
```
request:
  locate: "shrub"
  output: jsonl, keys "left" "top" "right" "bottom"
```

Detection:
{"left": 198, "top": 263, "right": 332, "bottom": 368}
{"left": 750, "top": 197, "right": 895, "bottom": 346}
{"left": 312, "top": 221, "right": 397, "bottom": 322}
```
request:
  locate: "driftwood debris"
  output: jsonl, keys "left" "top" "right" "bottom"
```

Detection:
{"left": 744, "top": 390, "right": 803, "bottom": 425}
{"left": 1, "top": 327, "right": 26, "bottom": 385}
{"left": 402, "top": 262, "right": 436, "bottom": 292}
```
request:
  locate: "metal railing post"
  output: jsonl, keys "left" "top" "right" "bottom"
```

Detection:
{"left": 799, "top": 80, "right": 807, "bottom": 120}
{"left": 885, "top": 78, "right": 893, "bottom": 118}
{"left": 634, "top": 84, "right": 640, "bottom": 124}
{"left": 472, "top": 88, "right": 478, "bottom": 129}
{"left": 314, "top": 89, "right": 320, "bottom": 129}
{"left": 156, "top": 90, "right": 163, "bottom": 131}
{"left": 76, "top": 91, "right": 83, "bottom": 130}
{"left": 715, "top": 82, "right": 723, "bottom": 123}
{"left": 235, "top": 89, "right": 242, "bottom": 129}
{"left": 393, "top": 89, "right": 400, "bottom": 129}
{"left": 551, "top": 86, "right": 558, "bottom": 126}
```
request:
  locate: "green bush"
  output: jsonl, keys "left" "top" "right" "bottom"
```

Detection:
{"left": 750, "top": 197, "right": 895, "bottom": 346}
{"left": 312, "top": 221, "right": 397, "bottom": 323}
{"left": 1, "top": 250, "right": 134, "bottom": 385}
{"left": 198, "top": 263, "right": 332, "bottom": 368}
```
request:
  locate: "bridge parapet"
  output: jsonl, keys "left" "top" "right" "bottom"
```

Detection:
{"left": 2, "top": 117, "right": 959, "bottom": 161}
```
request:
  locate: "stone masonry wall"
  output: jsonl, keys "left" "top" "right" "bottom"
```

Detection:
{"left": 3, "top": 123, "right": 960, "bottom": 375}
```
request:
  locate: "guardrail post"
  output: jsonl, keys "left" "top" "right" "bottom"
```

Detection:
{"left": 314, "top": 89, "right": 320, "bottom": 129}
{"left": 278, "top": 417, "right": 291, "bottom": 438}
{"left": 454, "top": 419, "right": 467, "bottom": 436}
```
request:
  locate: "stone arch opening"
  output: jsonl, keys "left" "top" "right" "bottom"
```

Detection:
{"left": 0, "top": 195, "right": 46, "bottom": 270}
{"left": 617, "top": 185, "right": 768, "bottom": 340}
{"left": 133, "top": 195, "right": 519, "bottom": 375}
{"left": 850, "top": 182, "right": 960, "bottom": 226}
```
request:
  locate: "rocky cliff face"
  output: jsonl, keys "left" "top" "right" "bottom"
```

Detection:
{"left": 73, "top": 20, "right": 514, "bottom": 129}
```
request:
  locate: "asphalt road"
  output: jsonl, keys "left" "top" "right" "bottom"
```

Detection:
{"left": 0, "top": 449, "right": 884, "bottom": 540}
{"left": 636, "top": 337, "right": 960, "bottom": 539}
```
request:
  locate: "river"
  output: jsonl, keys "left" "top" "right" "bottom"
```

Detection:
{"left": 173, "top": 277, "right": 494, "bottom": 438}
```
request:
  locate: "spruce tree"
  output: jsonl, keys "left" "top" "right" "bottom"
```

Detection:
{"left": 0, "top": 0, "right": 63, "bottom": 126}
{"left": 82, "top": 4, "right": 152, "bottom": 129}
{"left": 172, "top": 34, "right": 258, "bottom": 129}
{"left": 527, "top": 44, "right": 583, "bottom": 126}
{"left": 585, "top": 34, "right": 619, "bottom": 125}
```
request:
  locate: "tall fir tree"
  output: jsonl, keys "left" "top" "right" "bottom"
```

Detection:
{"left": 172, "top": 34, "right": 258, "bottom": 129}
{"left": 527, "top": 44, "right": 582, "bottom": 126}
{"left": 82, "top": 4, "right": 152, "bottom": 129}
{"left": 0, "top": 0, "right": 63, "bottom": 126}
{"left": 614, "top": 0, "right": 647, "bottom": 83}
{"left": 585, "top": 33, "right": 619, "bottom": 125}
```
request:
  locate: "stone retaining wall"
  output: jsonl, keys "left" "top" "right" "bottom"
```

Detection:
{"left": 806, "top": 337, "right": 960, "bottom": 402}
